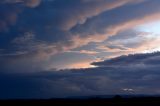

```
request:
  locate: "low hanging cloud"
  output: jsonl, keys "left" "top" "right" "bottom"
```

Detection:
{"left": 92, "top": 52, "right": 160, "bottom": 67}
{"left": 1, "top": 52, "right": 160, "bottom": 99}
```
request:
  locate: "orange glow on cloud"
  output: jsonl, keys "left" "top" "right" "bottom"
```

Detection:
{"left": 67, "top": 62, "right": 97, "bottom": 69}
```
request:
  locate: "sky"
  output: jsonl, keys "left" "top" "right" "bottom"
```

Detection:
{"left": 1, "top": 0, "right": 160, "bottom": 99}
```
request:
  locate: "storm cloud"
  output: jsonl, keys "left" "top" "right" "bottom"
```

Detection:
{"left": 0, "top": 52, "right": 160, "bottom": 99}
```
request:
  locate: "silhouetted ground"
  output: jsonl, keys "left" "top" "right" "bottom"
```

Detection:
{"left": 1, "top": 96, "right": 160, "bottom": 106}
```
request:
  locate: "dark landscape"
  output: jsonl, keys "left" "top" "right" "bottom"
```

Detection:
{"left": 1, "top": 96, "right": 160, "bottom": 106}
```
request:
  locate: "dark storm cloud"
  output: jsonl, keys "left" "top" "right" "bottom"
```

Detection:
{"left": 92, "top": 52, "right": 160, "bottom": 67}
{"left": 1, "top": 52, "right": 160, "bottom": 99}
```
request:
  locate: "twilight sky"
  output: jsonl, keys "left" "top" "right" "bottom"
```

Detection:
{"left": 1, "top": 0, "right": 160, "bottom": 99}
